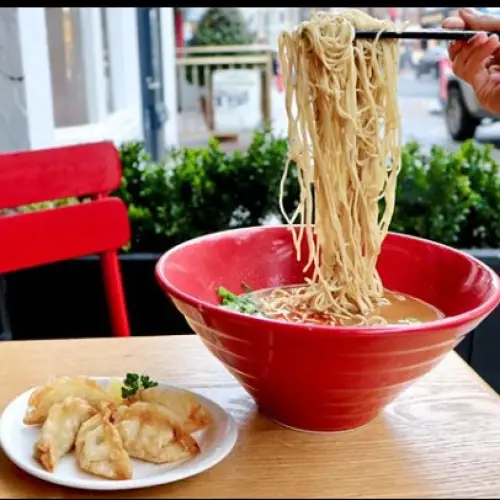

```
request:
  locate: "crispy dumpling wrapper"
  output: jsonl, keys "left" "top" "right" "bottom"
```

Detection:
{"left": 24, "top": 376, "right": 115, "bottom": 426}
{"left": 34, "top": 396, "right": 97, "bottom": 472}
{"left": 75, "top": 406, "right": 133, "bottom": 480}
{"left": 113, "top": 402, "right": 200, "bottom": 464}
{"left": 130, "top": 387, "right": 211, "bottom": 433}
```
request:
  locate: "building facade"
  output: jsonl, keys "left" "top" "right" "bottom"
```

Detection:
{"left": 0, "top": 7, "right": 179, "bottom": 155}
{"left": 420, "top": 7, "right": 459, "bottom": 28}
{"left": 249, "top": 8, "right": 300, "bottom": 49}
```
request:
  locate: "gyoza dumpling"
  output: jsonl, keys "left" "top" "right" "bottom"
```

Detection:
{"left": 131, "top": 387, "right": 211, "bottom": 433}
{"left": 24, "top": 376, "right": 115, "bottom": 425}
{"left": 75, "top": 406, "right": 133, "bottom": 480}
{"left": 113, "top": 402, "right": 200, "bottom": 464}
{"left": 34, "top": 396, "right": 97, "bottom": 472}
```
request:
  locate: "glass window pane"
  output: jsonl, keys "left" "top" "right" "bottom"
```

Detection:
{"left": 45, "top": 7, "right": 90, "bottom": 127}
{"left": 100, "top": 8, "right": 114, "bottom": 113}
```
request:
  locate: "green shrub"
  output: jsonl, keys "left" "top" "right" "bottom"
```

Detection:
{"left": 6, "top": 134, "right": 500, "bottom": 253}
{"left": 455, "top": 141, "right": 500, "bottom": 248}
{"left": 185, "top": 7, "right": 256, "bottom": 88}
{"left": 390, "top": 141, "right": 477, "bottom": 246}
{"left": 114, "top": 129, "right": 295, "bottom": 252}
{"left": 162, "top": 139, "right": 238, "bottom": 245}
{"left": 231, "top": 128, "right": 297, "bottom": 226}
{"left": 114, "top": 141, "right": 172, "bottom": 252}
{"left": 189, "top": 8, "right": 255, "bottom": 47}
{"left": 115, "top": 136, "right": 500, "bottom": 252}
{"left": 390, "top": 140, "right": 500, "bottom": 248}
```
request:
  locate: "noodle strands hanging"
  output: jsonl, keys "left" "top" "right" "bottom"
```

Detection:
{"left": 275, "top": 9, "right": 401, "bottom": 325}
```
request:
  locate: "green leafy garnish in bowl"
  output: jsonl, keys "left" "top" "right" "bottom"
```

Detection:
{"left": 216, "top": 286, "right": 262, "bottom": 316}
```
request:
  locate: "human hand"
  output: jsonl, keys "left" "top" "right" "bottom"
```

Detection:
{"left": 442, "top": 8, "right": 500, "bottom": 114}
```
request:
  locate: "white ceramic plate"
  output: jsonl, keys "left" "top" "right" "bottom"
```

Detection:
{"left": 0, "top": 377, "right": 238, "bottom": 491}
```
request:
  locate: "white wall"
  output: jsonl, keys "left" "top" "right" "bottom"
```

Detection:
{"left": 0, "top": 8, "right": 54, "bottom": 152}
{"left": 250, "top": 8, "right": 299, "bottom": 50}
{"left": 0, "top": 7, "right": 179, "bottom": 153}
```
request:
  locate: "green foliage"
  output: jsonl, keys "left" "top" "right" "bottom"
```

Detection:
{"left": 189, "top": 8, "right": 255, "bottom": 47}
{"left": 390, "top": 140, "right": 500, "bottom": 248}
{"left": 114, "top": 141, "right": 170, "bottom": 251}
{"left": 162, "top": 139, "right": 238, "bottom": 244}
{"left": 185, "top": 7, "right": 256, "bottom": 87}
{"left": 9, "top": 135, "right": 500, "bottom": 252}
{"left": 390, "top": 141, "right": 477, "bottom": 245}
{"left": 114, "top": 129, "right": 296, "bottom": 252}
{"left": 455, "top": 141, "right": 500, "bottom": 248}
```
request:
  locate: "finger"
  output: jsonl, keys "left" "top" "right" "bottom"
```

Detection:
{"left": 442, "top": 16, "right": 466, "bottom": 29}
{"left": 488, "top": 63, "right": 500, "bottom": 72}
{"left": 484, "top": 44, "right": 500, "bottom": 70}
{"left": 459, "top": 7, "right": 500, "bottom": 32}
{"left": 490, "top": 71, "right": 500, "bottom": 84}
{"left": 490, "top": 65, "right": 500, "bottom": 84}
{"left": 463, "top": 34, "right": 500, "bottom": 75}
{"left": 443, "top": 15, "right": 468, "bottom": 60}
{"left": 484, "top": 47, "right": 500, "bottom": 66}
{"left": 451, "top": 33, "right": 495, "bottom": 80}
{"left": 453, "top": 35, "right": 500, "bottom": 86}
{"left": 491, "top": 44, "right": 500, "bottom": 62}
{"left": 448, "top": 40, "right": 465, "bottom": 60}
{"left": 485, "top": 55, "right": 495, "bottom": 68}
{"left": 457, "top": 31, "right": 489, "bottom": 67}
{"left": 452, "top": 31, "right": 488, "bottom": 69}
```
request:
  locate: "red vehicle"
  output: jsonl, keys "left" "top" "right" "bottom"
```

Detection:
{"left": 438, "top": 55, "right": 452, "bottom": 106}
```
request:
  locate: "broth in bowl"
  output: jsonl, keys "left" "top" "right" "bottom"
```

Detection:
{"left": 218, "top": 284, "right": 444, "bottom": 327}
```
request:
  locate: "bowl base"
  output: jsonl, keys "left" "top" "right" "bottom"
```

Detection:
{"left": 263, "top": 409, "right": 377, "bottom": 434}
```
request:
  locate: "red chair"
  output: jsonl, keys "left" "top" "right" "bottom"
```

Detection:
{"left": 0, "top": 141, "right": 131, "bottom": 338}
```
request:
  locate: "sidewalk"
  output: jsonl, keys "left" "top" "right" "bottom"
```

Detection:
{"left": 178, "top": 84, "right": 288, "bottom": 151}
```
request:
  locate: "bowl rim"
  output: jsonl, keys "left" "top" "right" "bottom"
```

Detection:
{"left": 155, "top": 225, "right": 500, "bottom": 337}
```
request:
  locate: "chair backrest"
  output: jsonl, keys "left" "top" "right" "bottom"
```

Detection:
{"left": 0, "top": 142, "right": 131, "bottom": 274}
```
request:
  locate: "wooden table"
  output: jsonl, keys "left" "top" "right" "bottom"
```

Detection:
{"left": 1, "top": 335, "right": 500, "bottom": 498}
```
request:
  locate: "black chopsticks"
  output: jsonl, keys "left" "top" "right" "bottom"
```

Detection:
{"left": 356, "top": 29, "right": 499, "bottom": 41}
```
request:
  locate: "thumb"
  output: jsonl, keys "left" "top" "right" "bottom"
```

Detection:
{"left": 460, "top": 8, "right": 500, "bottom": 31}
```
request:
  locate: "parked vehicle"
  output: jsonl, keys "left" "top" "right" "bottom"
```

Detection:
{"left": 443, "top": 63, "right": 500, "bottom": 141}
{"left": 415, "top": 46, "right": 448, "bottom": 79}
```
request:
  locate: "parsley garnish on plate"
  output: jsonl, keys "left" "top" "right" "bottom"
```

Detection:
{"left": 121, "top": 372, "right": 159, "bottom": 399}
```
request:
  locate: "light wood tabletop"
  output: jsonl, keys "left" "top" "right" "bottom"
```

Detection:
{"left": 1, "top": 335, "right": 500, "bottom": 498}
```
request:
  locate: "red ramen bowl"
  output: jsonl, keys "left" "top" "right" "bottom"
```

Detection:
{"left": 155, "top": 226, "right": 500, "bottom": 432}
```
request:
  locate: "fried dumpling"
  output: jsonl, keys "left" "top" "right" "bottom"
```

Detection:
{"left": 34, "top": 396, "right": 97, "bottom": 472}
{"left": 131, "top": 387, "right": 211, "bottom": 433}
{"left": 75, "top": 407, "right": 133, "bottom": 480}
{"left": 113, "top": 402, "right": 200, "bottom": 464}
{"left": 24, "top": 376, "right": 115, "bottom": 425}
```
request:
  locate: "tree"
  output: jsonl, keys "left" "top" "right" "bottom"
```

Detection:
{"left": 188, "top": 8, "right": 255, "bottom": 47}
{"left": 185, "top": 8, "right": 256, "bottom": 88}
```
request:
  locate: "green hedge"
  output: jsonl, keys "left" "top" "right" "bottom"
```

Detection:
{"left": 116, "top": 131, "right": 500, "bottom": 252}
{"left": 391, "top": 140, "right": 500, "bottom": 248}
{"left": 115, "top": 130, "right": 298, "bottom": 252}
{"left": 4, "top": 130, "right": 500, "bottom": 252}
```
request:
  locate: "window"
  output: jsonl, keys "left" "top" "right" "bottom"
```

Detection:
{"left": 45, "top": 7, "right": 90, "bottom": 127}
{"left": 263, "top": 9, "right": 270, "bottom": 28}
{"left": 100, "top": 8, "right": 114, "bottom": 114}
{"left": 46, "top": 7, "right": 127, "bottom": 128}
